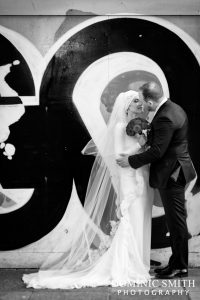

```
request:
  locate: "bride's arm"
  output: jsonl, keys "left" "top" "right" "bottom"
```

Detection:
{"left": 114, "top": 123, "right": 141, "bottom": 158}
{"left": 114, "top": 123, "right": 141, "bottom": 218}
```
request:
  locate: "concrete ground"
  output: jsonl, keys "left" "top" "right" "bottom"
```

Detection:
{"left": 0, "top": 268, "right": 200, "bottom": 300}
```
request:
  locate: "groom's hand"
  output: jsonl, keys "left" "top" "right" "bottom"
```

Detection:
{"left": 116, "top": 154, "right": 130, "bottom": 168}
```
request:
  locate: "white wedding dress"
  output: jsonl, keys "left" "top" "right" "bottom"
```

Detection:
{"left": 22, "top": 91, "right": 154, "bottom": 289}
{"left": 22, "top": 130, "right": 153, "bottom": 289}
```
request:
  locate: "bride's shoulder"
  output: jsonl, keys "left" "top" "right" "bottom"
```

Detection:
{"left": 115, "top": 122, "right": 126, "bottom": 131}
{"left": 114, "top": 122, "right": 127, "bottom": 139}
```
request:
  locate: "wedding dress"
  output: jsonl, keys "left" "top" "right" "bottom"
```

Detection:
{"left": 22, "top": 91, "right": 154, "bottom": 289}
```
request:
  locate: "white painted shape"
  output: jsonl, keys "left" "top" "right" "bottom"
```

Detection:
{"left": 0, "top": 24, "right": 44, "bottom": 105}
{"left": 19, "top": 96, "right": 38, "bottom": 106}
{"left": 0, "top": 186, "right": 34, "bottom": 214}
{"left": 73, "top": 52, "right": 169, "bottom": 154}
{"left": 0, "top": 63, "right": 18, "bottom": 96}
{"left": 0, "top": 104, "right": 25, "bottom": 124}
{"left": 6, "top": 181, "right": 81, "bottom": 251}
{"left": 152, "top": 205, "right": 165, "bottom": 218}
{"left": 186, "top": 191, "right": 200, "bottom": 236}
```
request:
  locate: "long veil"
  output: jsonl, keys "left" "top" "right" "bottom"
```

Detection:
{"left": 36, "top": 91, "right": 139, "bottom": 277}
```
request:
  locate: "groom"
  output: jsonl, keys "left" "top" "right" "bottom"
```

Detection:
{"left": 116, "top": 82, "right": 196, "bottom": 279}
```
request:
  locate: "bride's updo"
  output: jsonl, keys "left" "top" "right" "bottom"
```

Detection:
{"left": 112, "top": 90, "right": 139, "bottom": 123}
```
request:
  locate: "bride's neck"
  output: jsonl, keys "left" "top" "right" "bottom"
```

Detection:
{"left": 127, "top": 110, "right": 148, "bottom": 122}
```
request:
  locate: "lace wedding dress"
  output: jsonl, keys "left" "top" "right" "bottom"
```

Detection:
{"left": 22, "top": 91, "right": 154, "bottom": 289}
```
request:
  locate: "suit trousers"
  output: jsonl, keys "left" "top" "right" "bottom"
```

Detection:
{"left": 158, "top": 169, "right": 188, "bottom": 270}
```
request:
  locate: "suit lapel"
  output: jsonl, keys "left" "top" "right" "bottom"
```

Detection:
{"left": 147, "top": 99, "right": 171, "bottom": 145}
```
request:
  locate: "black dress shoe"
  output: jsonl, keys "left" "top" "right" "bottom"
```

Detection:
{"left": 150, "top": 259, "right": 161, "bottom": 266}
{"left": 154, "top": 265, "right": 169, "bottom": 274}
{"left": 155, "top": 268, "right": 188, "bottom": 279}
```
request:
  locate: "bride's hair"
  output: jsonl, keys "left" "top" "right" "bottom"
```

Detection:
{"left": 110, "top": 90, "right": 139, "bottom": 122}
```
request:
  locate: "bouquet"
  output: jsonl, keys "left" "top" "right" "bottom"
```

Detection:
{"left": 126, "top": 117, "right": 150, "bottom": 136}
{"left": 0, "top": 142, "right": 15, "bottom": 160}
{"left": 126, "top": 117, "right": 151, "bottom": 149}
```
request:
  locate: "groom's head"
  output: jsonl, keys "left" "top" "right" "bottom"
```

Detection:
{"left": 139, "top": 82, "right": 164, "bottom": 112}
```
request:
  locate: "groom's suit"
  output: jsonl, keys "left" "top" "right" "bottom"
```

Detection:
{"left": 128, "top": 99, "right": 196, "bottom": 270}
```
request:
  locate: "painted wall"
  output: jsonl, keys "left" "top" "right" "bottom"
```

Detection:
{"left": 0, "top": 1, "right": 200, "bottom": 267}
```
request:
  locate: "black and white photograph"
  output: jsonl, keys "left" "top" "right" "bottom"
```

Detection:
{"left": 0, "top": 0, "right": 200, "bottom": 299}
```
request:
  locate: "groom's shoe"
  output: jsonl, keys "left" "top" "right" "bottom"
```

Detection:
{"left": 154, "top": 265, "right": 169, "bottom": 274}
{"left": 155, "top": 268, "right": 188, "bottom": 279}
{"left": 150, "top": 259, "right": 161, "bottom": 267}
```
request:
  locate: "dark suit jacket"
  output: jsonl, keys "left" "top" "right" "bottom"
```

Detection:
{"left": 128, "top": 99, "right": 196, "bottom": 188}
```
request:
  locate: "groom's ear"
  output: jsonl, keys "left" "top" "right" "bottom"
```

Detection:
{"left": 147, "top": 99, "right": 153, "bottom": 107}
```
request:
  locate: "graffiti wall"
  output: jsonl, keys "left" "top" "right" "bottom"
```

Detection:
{"left": 0, "top": 1, "right": 200, "bottom": 267}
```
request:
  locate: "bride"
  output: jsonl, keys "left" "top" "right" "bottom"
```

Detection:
{"left": 22, "top": 90, "right": 154, "bottom": 289}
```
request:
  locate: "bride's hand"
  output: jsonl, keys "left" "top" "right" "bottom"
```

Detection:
{"left": 116, "top": 154, "right": 129, "bottom": 168}
{"left": 116, "top": 206, "right": 122, "bottom": 219}
{"left": 136, "top": 133, "right": 147, "bottom": 147}
{"left": 117, "top": 153, "right": 126, "bottom": 157}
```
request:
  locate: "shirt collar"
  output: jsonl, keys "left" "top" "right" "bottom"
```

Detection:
{"left": 148, "top": 97, "right": 168, "bottom": 123}
{"left": 154, "top": 97, "right": 168, "bottom": 115}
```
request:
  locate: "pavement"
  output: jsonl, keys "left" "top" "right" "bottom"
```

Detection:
{"left": 0, "top": 268, "right": 200, "bottom": 300}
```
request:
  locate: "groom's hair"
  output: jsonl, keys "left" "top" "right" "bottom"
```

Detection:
{"left": 139, "top": 82, "right": 163, "bottom": 102}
